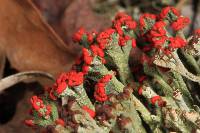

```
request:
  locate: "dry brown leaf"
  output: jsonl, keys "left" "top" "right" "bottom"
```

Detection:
{"left": 0, "top": 0, "right": 77, "bottom": 77}
{"left": 0, "top": 48, "right": 6, "bottom": 79}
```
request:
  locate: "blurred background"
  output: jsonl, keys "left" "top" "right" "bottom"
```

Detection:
{"left": 0, "top": 0, "right": 199, "bottom": 132}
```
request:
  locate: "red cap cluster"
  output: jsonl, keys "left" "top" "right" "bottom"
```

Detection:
{"left": 72, "top": 12, "right": 138, "bottom": 75}
{"left": 30, "top": 96, "right": 52, "bottom": 118}
{"left": 72, "top": 28, "right": 94, "bottom": 44}
{"left": 113, "top": 12, "right": 137, "bottom": 47}
{"left": 159, "top": 6, "right": 190, "bottom": 31}
{"left": 150, "top": 21, "right": 167, "bottom": 49}
{"left": 139, "top": 13, "right": 157, "bottom": 34}
{"left": 171, "top": 16, "right": 190, "bottom": 31}
{"left": 74, "top": 29, "right": 116, "bottom": 75}
{"left": 159, "top": 6, "right": 180, "bottom": 20}
{"left": 113, "top": 12, "right": 137, "bottom": 35}
{"left": 169, "top": 37, "right": 186, "bottom": 48}
{"left": 81, "top": 45, "right": 106, "bottom": 74}
{"left": 97, "top": 28, "right": 116, "bottom": 49}
{"left": 94, "top": 74, "right": 112, "bottom": 102}
{"left": 139, "top": 7, "right": 190, "bottom": 54}
{"left": 46, "top": 71, "right": 84, "bottom": 100}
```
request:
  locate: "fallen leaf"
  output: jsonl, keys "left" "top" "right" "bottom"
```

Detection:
{"left": 0, "top": 0, "right": 77, "bottom": 77}
{"left": 0, "top": 48, "right": 6, "bottom": 79}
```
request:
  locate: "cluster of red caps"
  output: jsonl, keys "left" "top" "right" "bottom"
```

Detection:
{"left": 72, "top": 28, "right": 94, "bottom": 44}
{"left": 94, "top": 74, "right": 113, "bottom": 102}
{"left": 73, "top": 12, "right": 137, "bottom": 74}
{"left": 26, "top": 7, "right": 193, "bottom": 126}
{"left": 25, "top": 96, "right": 52, "bottom": 126}
{"left": 139, "top": 13, "right": 157, "bottom": 34}
{"left": 113, "top": 12, "right": 137, "bottom": 47}
{"left": 30, "top": 96, "right": 52, "bottom": 118}
{"left": 25, "top": 96, "right": 66, "bottom": 127}
{"left": 81, "top": 46, "right": 105, "bottom": 74}
{"left": 46, "top": 71, "right": 84, "bottom": 100}
{"left": 139, "top": 6, "right": 190, "bottom": 54}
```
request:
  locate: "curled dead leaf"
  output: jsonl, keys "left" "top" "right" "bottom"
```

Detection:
{"left": 0, "top": 0, "right": 78, "bottom": 77}
{"left": 0, "top": 71, "right": 54, "bottom": 93}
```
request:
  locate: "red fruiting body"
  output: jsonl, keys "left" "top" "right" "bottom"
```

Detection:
{"left": 99, "top": 74, "right": 112, "bottom": 83}
{"left": 118, "top": 36, "right": 127, "bottom": 46}
{"left": 113, "top": 12, "right": 137, "bottom": 47}
{"left": 87, "top": 33, "right": 94, "bottom": 44}
{"left": 94, "top": 74, "right": 112, "bottom": 102}
{"left": 97, "top": 28, "right": 116, "bottom": 49}
{"left": 150, "top": 95, "right": 161, "bottom": 105}
{"left": 159, "top": 6, "right": 180, "bottom": 20}
{"left": 73, "top": 28, "right": 94, "bottom": 44}
{"left": 55, "top": 73, "right": 68, "bottom": 95}
{"left": 30, "top": 96, "right": 44, "bottom": 111}
{"left": 139, "top": 13, "right": 157, "bottom": 32}
{"left": 169, "top": 37, "right": 186, "bottom": 48}
{"left": 150, "top": 95, "right": 166, "bottom": 107}
{"left": 56, "top": 82, "right": 67, "bottom": 95}
{"left": 114, "top": 12, "right": 137, "bottom": 31}
{"left": 82, "top": 48, "right": 93, "bottom": 65}
{"left": 171, "top": 16, "right": 190, "bottom": 31}
{"left": 72, "top": 28, "right": 86, "bottom": 42}
{"left": 101, "top": 58, "right": 106, "bottom": 64}
{"left": 49, "top": 88, "right": 57, "bottom": 100}
{"left": 56, "top": 73, "right": 67, "bottom": 84}
{"left": 55, "top": 119, "right": 65, "bottom": 126}
{"left": 150, "top": 21, "right": 166, "bottom": 37}
{"left": 49, "top": 71, "right": 84, "bottom": 98}
{"left": 45, "top": 105, "right": 52, "bottom": 116}
{"left": 82, "top": 65, "right": 89, "bottom": 74}
{"left": 94, "top": 83, "right": 108, "bottom": 102}
{"left": 90, "top": 45, "right": 105, "bottom": 57}
{"left": 30, "top": 96, "right": 52, "bottom": 118}
{"left": 65, "top": 71, "right": 84, "bottom": 87}
{"left": 138, "top": 87, "right": 143, "bottom": 95}
{"left": 149, "top": 21, "right": 167, "bottom": 49}
{"left": 24, "top": 119, "right": 34, "bottom": 127}
{"left": 132, "top": 39, "right": 136, "bottom": 48}
{"left": 82, "top": 106, "right": 96, "bottom": 118}
{"left": 152, "top": 36, "right": 168, "bottom": 49}
{"left": 114, "top": 21, "right": 123, "bottom": 36}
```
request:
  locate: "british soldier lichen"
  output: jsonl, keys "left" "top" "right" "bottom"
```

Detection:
{"left": 25, "top": 6, "right": 200, "bottom": 133}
